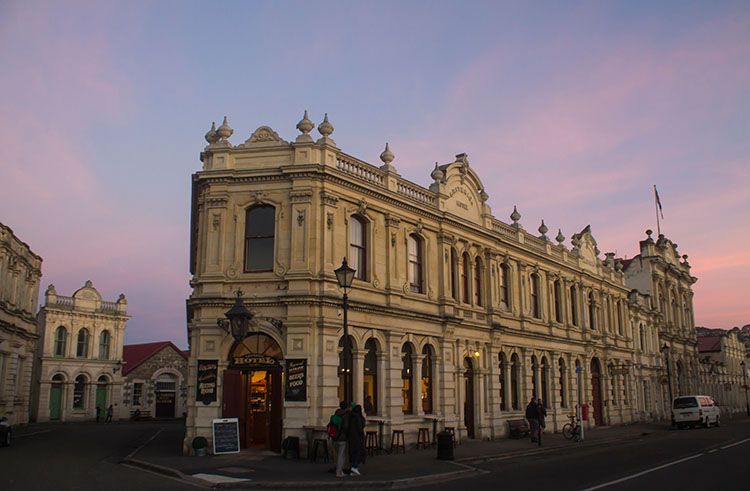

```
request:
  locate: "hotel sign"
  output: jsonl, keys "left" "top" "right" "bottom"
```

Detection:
{"left": 231, "top": 353, "right": 280, "bottom": 368}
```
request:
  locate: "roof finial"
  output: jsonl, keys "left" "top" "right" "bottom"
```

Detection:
{"left": 295, "top": 110, "right": 314, "bottom": 142}
{"left": 204, "top": 121, "right": 218, "bottom": 144}
{"left": 510, "top": 206, "right": 521, "bottom": 228}
{"left": 538, "top": 220, "right": 548, "bottom": 240}
{"left": 556, "top": 229, "right": 565, "bottom": 246}
{"left": 318, "top": 113, "right": 334, "bottom": 138}
{"left": 216, "top": 116, "right": 234, "bottom": 142}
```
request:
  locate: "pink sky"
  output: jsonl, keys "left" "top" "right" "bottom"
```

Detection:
{"left": 1, "top": 1, "right": 748, "bottom": 347}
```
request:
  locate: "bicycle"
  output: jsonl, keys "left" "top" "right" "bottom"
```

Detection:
{"left": 562, "top": 414, "right": 581, "bottom": 442}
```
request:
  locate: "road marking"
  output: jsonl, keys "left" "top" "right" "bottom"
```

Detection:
{"left": 580, "top": 453, "right": 704, "bottom": 491}
{"left": 720, "top": 438, "right": 749, "bottom": 450}
{"left": 16, "top": 430, "right": 52, "bottom": 438}
{"left": 708, "top": 449, "right": 718, "bottom": 453}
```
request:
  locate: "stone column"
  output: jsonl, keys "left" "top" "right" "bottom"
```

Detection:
{"left": 353, "top": 349, "right": 366, "bottom": 406}
{"left": 415, "top": 354, "right": 426, "bottom": 417}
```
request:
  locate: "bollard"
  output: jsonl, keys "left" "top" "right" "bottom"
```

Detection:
{"left": 437, "top": 431, "right": 454, "bottom": 460}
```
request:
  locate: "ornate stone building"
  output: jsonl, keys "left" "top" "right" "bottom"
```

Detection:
{"left": 0, "top": 221, "right": 43, "bottom": 426}
{"left": 698, "top": 332, "right": 748, "bottom": 414}
{"left": 32, "top": 281, "right": 129, "bottom": 422}
{"left": 122, "top": 341, "right": 188, "bottom": 419}
{"left": 185, "top": 113, "right": 700, "bottom": 454}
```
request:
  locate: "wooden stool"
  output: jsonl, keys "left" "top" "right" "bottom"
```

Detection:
{"left": 310, "top": 438, "right": 329, "bottom": 463}
{"left": 366, "top": 430, "right": 379, "bottom": 456}
{"left": 416, "top": 428, "right": 430, "bottom": 450}
{"left": 283, "top": 436, "right": 300, "bottom": 459}
{"left": 444, "top": 426, "right": 457, "bottom": 447}
{"left": 390, "top": 429, "right": 405, "bottom": 454}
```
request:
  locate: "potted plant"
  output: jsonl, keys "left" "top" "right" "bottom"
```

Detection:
{"left": 192, "top": 436, "right": 208, "bottom": 457}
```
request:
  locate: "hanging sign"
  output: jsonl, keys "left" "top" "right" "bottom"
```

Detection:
{"left": 231, "top": 353, "right": 280, "bottom": 368}
{"left": 212, "top": 418, "right": 240, "bottom": 454}
{"left": 285, "top": 359, "right": 307, "bottom": 401}
{"left": 196, "top": 360, "right": 218, "bottom": 405}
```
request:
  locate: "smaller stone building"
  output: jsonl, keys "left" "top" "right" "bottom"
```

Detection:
{"left": 122, "top": 342, "right": 188, "bottom": 419}
{"left": 698, "top": 332, "right": 748, "bottom": 413}
{"left": 33, "top": 281, "right": 129, "bottom": 422}
{"left": 0, "top": 222, "right": 43, "bottom": 425}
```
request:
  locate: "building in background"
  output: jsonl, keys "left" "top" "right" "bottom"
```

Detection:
{"left": 32, "top": 281, "right": 128, "bottom": 422}
{"left": 698, "top": 332, "right": 748, "bottom": 413}
{"left": 0, "top": 221, "right": 43, "bottom": 425}
{"left": 122, "top": 341, "right": 188, "bottom": 420}
{"left": 184, "top": 114, "right": 701, "bottom": 455}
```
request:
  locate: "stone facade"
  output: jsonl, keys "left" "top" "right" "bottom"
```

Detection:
{"left": 185, "top": 114, "right": 701, "bottom": 454}
{"left": 32, "top": 281, "right": 129, "bottom": 422}
{"left": 122, "top": 342, "right": 188, "bottom": 420}
{"left": 698, "top": 332, "right": 749, "bottom": 414}
{"left": 0, "top": 221, "right": 43, "bottom": 426}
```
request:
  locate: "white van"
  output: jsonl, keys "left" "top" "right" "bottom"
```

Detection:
{"left": 672, "top": 395, "right": 720, "bottom": 429}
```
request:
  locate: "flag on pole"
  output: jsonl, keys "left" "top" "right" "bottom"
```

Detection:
{"left": 654, "top": 185, "right": 664, "bottom": 219}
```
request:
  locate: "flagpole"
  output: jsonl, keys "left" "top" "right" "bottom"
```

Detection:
{"left": 654, "top": 185, "right": 661, "bottom": 236}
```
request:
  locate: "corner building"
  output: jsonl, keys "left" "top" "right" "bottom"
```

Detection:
{"left": 185, "top": 114, "right": 698, "bottom": 454}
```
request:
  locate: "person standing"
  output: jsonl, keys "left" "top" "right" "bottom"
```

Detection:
{"left": 105, "top": 404, "right": 114, "bottom": 424}
{"left": 333, "top": 402, "right": 351, "bottom": 478}
{"left": 537, "top": 398, "right": 547, "bottom": 434}
{"left": 348, "top": 405, "right": 366, "bottom": 476}
{"left": 525, "top": 397, "right": 539, "bottom": 442}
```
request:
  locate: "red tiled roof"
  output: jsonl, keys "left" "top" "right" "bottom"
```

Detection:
{"left": 122, "top": 341, "right": 188, "bottom": 375}
{"left": 618, "top": 258, "right": 633, "bottom": 270}
{"left": 697, "top": 335, "right": 722, "bottom": 353}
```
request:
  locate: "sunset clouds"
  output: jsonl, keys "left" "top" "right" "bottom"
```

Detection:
{"left": 1, "top": 1, "right": 748, "bottom": 346}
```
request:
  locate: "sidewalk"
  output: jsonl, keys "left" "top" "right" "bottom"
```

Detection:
{"left": 124, "top": 422, "right": 667, "bottom": 489}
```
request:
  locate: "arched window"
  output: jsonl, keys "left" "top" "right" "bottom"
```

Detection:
{"left": 554, "top": 280, "right": 562, "bottom": 323}
{"left": 421, "top": 345, "right": 434, "bottom": 414}
{"left": 474, "top": 257, "right": 483, "bottom": 306}
{"left": 570, "top": 285, "right": 578, "bottom": 326}
{"left": 73, "top": 375, "right": 86, "bottom": 409}
{"left": 643, "top": 380, "right": 650, "bottom": 410}
{"left": 244, "top": 205, "right": 275, "bottom": 272}
{"left": 609, "top": 364, "right": 617, "bottom": 405}
{"left": 511, "top": 353, "right": 520, "bottom": 410}
{"left": 587, "top": 292, "right": 596, "bottom": 329}
{"left": 54, "top": 326, "right": 67, "bottom": 357}
{"left": 658, "top": 285, "right": 666, "bottom": 315}
{"left": 530, "top": 274, "right": 540, "bottom": 318}
{"left": 99, "top": 331, "right": 111, "bottom": 360}
{"left": 401, "top": 344, "right": 414, "bottom": 414}
{"left": 499, "top": 263, "right": 509, "bottom": 310}
{"left": 337, "top": 335, "right": 353, "bottom": 403}
{"left": 408, "top": 235, "right": 423, "bottom": 293}
{"left": 363, "top": 339, "right": 378, "bottom": 415}
{"left": 671, "top": 293, "right": 679, "bottom": 327}
{"left": 498, "top": 353, "right": 507, "bottom": 411}
{"left": 450, "top": 249, "right": 458, "bottom": 301}
{"left": 559, "top": 358, "right": 567, "bottom": 408}
{"left": 76, "top": 329, "right": 89, "bottom": 358}
{"left": 616, "top": 301, "right": 623, "bottom": 335}
{"left": 461, "top": 253, "right": 470, "bottom": 303}
{"left": 639, "top": 324, "right": 646, "bottom": 352}
{"left": 604, "top": 297, "right": 611, "bottom": 332}
{"left": 350, "top": 215, "right": 367, "bottom": 280}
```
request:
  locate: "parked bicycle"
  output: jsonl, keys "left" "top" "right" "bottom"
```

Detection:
{"left": 562, "top": 414, "right": 581, "bottom": 442}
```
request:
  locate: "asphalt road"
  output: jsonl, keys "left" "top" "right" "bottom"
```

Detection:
{"left": 1, "top": 421, "right": 199, "bottom": 491}
{"left": 417, "top": 419, "right": 750, "bottom": 490}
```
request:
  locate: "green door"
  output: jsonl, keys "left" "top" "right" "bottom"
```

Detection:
{"left": 49, "top": 383, "right": 62, "bottom": 420}
{"left": 96, "top": 382, "right": 108, "bottom": 417}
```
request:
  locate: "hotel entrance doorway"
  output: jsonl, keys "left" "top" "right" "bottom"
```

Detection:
{"left": 222, "top": 333, "right": 283, "bottom": 451}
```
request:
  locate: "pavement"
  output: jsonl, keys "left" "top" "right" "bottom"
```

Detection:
{"left": 120, "top": 421, "right": 669, "bottom": 489}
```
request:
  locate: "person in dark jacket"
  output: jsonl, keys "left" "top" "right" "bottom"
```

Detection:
{"left": 537, "top": 398, "right": 547, "bottom": 433}
{"left": 525, "top": 397, "right": 539, "bottom": 442}
{"left": 334, "top": 402, "right": 351, "bottom": 477}
{"left": 348, "top": 405, "right": 366, "bottom": 475}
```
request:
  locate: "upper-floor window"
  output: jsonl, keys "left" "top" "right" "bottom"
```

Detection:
{"left": 570, "top": 285, "right": 578, "bottom": 326}
{"left": 450, "top": 249, "right": 458, "bottom": 301}
{"left": 554, "top": 280, "right": 562, "bottom": 323}
{"left": 349, "top": 215, "right": 367, "bottom": 281}
{"left": 54, "top": 326, "right": 67, "bottom": 357}
{"left": 76, "top": 328, "right": 89, "bottom": 358}
{"left": 408, "top": 234, "right": 423, "bottom": 293}
{"left": 530, "top": 273, "right": 540, "bottom": 318}
{"left": 244, "top": 205, "right": 275, "bottom": 272}
{"left": 639, "top": 324, "right": 646, "bottom": 352}
{"left": 99, "top": 331, "right": 111, "bottom": 360}
{"left": 616, "top": 301, "right": 623, "bottom": 335}
{"left": 588, "top": 292, "right": 596, "bottom": 329}
{"left": 499, "top": 263, "right": 509, "bottom": 309}
{"left": 461, "top": 253, "right": 470, "bottom": 303}
{"left": 474, "top": 257, "right": 483, "bottom": 307}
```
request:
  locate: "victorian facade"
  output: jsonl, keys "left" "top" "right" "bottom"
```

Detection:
{"left": 0, "top": 221, "right": 43, "bottom": 425}
{"left": 32, "top": 281, "right": 129, "bottom": 422}
{"left": 122, "top": 341, "right": 188, "bottom": 420}
{"left": 698, "top": 332, "right": 748, "bottom": 413}
{"left": 185, "top": 113, "right": 700, "bottom": 454}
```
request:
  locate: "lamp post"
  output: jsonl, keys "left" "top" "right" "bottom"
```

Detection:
{"left": 741, "top": 360, "right": 750, "bottom": 416}
{"left": 335, "top": 258, "right": 355, "bottom": 404}
{"left": 218, "top": 290, "right": 254, "bottom": 342}
{"left": 661, "top": 344, "right": 672, "bottom": 419}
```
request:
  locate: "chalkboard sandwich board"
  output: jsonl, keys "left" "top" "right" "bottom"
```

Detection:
{"left": 212, "top": 418, "right": 240, "bottom": 454}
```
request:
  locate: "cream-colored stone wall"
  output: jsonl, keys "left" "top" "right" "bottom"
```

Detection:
{"left": 185, "top": 115, "right": 700, "bottom": 453}
{"left": 699, "top": 332, "right": 748, "bottom": 414}
{"left": 0, "top": 221, "right": 42, "bottom": 426}
{"left": 33, "top": 281, "right": 129, "bottom": 422}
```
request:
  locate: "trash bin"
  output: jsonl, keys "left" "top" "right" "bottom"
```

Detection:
{"left": 437, "top": 431, "right": 454, "bottom": 460}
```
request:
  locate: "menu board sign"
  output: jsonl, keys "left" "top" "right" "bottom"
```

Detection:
{"left": 212, "top": 418, "right": 240, "bottom": 454}
{"left": 197, "top": 360, "right": 218, "bottom": 405}
{"left": 285, "top": 359, "right": 307, "bottom": 401}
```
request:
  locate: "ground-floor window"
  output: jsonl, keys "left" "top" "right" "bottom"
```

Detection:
{"left": 402, "top": 343, "right": 414, "bottom": 414}
{"left": 363, "top": 338, "right": 377, "bottom": 415}
{"left": 73, "top": 375, "right": 86, "bottom": 409}
{"left": 133, "top": 382, "right": 143, "bottom": 406}
{"left": 421, "top": 345, "right": 433, "bottom": 414}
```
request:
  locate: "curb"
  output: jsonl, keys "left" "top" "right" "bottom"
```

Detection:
{"left": 123, "top": 458, "right": 188, "bottom": 480}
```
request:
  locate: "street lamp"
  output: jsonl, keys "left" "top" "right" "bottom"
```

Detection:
{"left": 218, "top": 290, "right": 254, "bottom": 342}
{"left": 334, "top": 257, "right": 355, "bottom": 404}
{"left": 661, "top": 344, "right": 673, "bottom": 417}
{"left": 741, "top": 360, "right": 750, "bottom": 416}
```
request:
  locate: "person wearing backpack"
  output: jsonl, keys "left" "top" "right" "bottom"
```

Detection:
{"left": 332, "top": 401, "right": 351, "bottom": 477}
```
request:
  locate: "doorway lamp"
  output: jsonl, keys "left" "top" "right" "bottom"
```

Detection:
{"left": 334, "top": 257, "right": 355, "bottom": 405}
{"left": 741, "top": 360, "right": 750, "bottom": 416}
{"left": 218, "top": 289, "right": 255, "bottom": 342}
